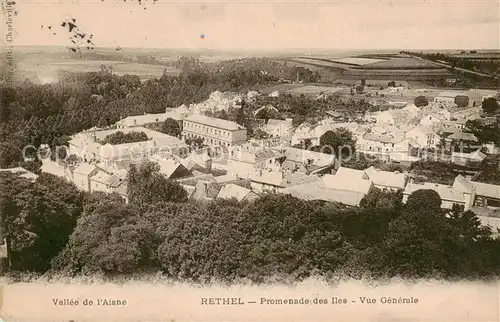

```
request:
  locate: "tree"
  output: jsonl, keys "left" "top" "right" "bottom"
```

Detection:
{"left": 482, "top": 97, "right": 500, "bottom": 114}
{"left": 51, "top": 192, "right": 157, "bottom": 276}
{"left": 414, "top": 95, "right": 429, "bottom": 107}
{"left": 127, "top": 162, "right": 188, "bottom": 208}
{"left": 382, "top": 189, "right": 459, "bottom": 278}
{"left": 161, "top": 118, "right": 181, "bottom": 137}
{"left": 319, "top": 128, "right": 356, "bottom": 159}
{"left": 219, "top": 109, "right": 229, "bottom": 120}
{"left": 101, "top": 131, "right": 149, "bottom": 145}
{"left": 360, "top": 187, "right": 403, "bottom": 211}
{"left": 0, "top": 172, "right": 84, "bottom": 272}
{"left": 185, "top": 137, "right": 204, "bottom": 148}
{"left": 235, "top": 105, "right": 246, "bottom": 126}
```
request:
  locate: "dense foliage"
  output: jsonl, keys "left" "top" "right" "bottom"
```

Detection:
{"left": 101, "top": 131, "right": 149, "bottom": 145}
{"left": 127, "top": 162, "right": 188, "bottom": 208}
{"left": 318, "top": 128, "right": 357, "bottom": 159}
{"left": 160, "top": 118, "right": 181, "bottom": 137}
{"left": 482, "top": 97, "right": 500, "bottom": 115}
{"left": 464, "top": 120, "right": 500, "bottom": 146}
{"left": 414, "top": 95, "right": 429, "bottom": 107}
{"left": 2, "top": 170, "right": 500, "bottom": 282}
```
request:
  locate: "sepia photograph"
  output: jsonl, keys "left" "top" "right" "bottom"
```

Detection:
{"left": 0, "top": 0, "right": 499, "bottom": 321}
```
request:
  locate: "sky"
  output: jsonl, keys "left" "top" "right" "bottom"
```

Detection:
{"left": 3, "top": 0, "right": 500, "bottom": 50}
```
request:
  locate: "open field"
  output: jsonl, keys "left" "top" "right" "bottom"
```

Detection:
{"left": 328, "top": 57, "right": 388, "bottom": 66}
{"left": 14, "top": 58, "right": 181, "bottom": 84}
{"left": 286, "top": 84, "right": 346, "bottom": 95}
{"left": 351, "top": 57, "right": 443, "bottom": 70}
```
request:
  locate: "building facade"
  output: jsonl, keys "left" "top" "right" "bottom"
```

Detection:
{"left": 182, "top": 115, "right": 247, "bottom": 147}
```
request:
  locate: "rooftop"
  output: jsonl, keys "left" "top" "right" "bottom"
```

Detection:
{"left": 0, "top": 167, "right": 39, "bottom": 181}
{"left": 364, "top": 166, "right": 406, "bottom": 190}
{"left": 447, "top": 132, "right": 479, "bottom": 142}
{"left": 217, "top": 184, "right": 255, "bottom": 202}
{"left": 284, "top": 147, "right": 337, "bottom": 168}
{"left": 404, "top": 181, "right": 465, "bottom": 203}
{"left": 184, "top": 114, "right": 245, "bottom": 131}
{"left": 282, "top": 179, "right": 368, "bottom": 206}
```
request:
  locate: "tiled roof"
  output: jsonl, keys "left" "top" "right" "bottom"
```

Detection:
{"left": 404, "top": 182, "right": 465, "bottom": 203}
{"left": 323, "top": 172, "right": 373, "bottom": 195}
{"left": 73, "top": 163, "right": 97, "bottom": 176}
{"left": 284, "top": 148, "right": 337, "bottom": 168}
{"left": 447, "top": 132, "right": 478, "bottom": 141}
{"left": 471, "top": 181, "right": 500, "bottom": 200}
{"left": 191, "top": 180, "right": 220, "bottom": 200}
{"left": 217, "top": 184, "right": 254, "bottom": 202}
{"left": 156, "top": 159, "right": 187, "bottom": 178}
{"left": 184, "top": 115, "right": 245, "bottom": 131}
{"left": 452, "top": 150, "right": 487, "bottom": 161}
{"left": 363, "top": 133, "right": 400, "bottom": 144}
{"left": 438, "top": 91, "right": 467, "bottom": 98}
{"left": 282, "top": 180, "right": 368, "bottom": 206}
{"left": 364, "top": 166, "right": 406, "bottom": 190}
{"left": 90, "top": 171, "right": 112, "bottom": 184}
{"left": 176, "top": 173, "right": 216, "bottom": 186}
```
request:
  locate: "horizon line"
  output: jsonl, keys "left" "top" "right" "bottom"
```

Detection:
{"left": 9, "top": 45, "right": 500, "bottom": 52}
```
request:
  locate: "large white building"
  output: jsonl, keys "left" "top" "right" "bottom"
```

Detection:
{"left": 68, "top": 127, "right": 189, "bottom": 166}
{"left": 182, "top": 115, "right": 247, "bottom": 147}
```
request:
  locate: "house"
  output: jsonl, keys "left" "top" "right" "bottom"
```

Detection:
{"left": 182, "top": 115, "right": 247, "bottom": 147}
{"left": 89, "top": 171, "right": 115, "bottom": 193}
{"left": 154, "top": 158, "right": 192, "bottom": 179}
{"left": 357, "top": 133, "right": 421, "bottom": 163}
{"left": 69, "top": 127, "right": 189, "bottom": 166}
{"left": 260, "top": 118, "right": 293, "bottom": 140}
{"left": 451, "top": 149, "right": 487, "bottom": 168}
{"left": 72, "top": 163, "right": 102, "bottom": 191}
{"left": 190, "top": 180, "right": 220, "bottom": 201}
{"left": 434, "top": 91, "right": 467, "bottom": 105}
{"left": 442, "top": 119, "right": 467, "bottom": 133}
{"left": 253, "top": 104, "right": 279, "bottom": 117}
{"left": 363, "top": 166, "right": 407, "bottom": 190}
{"left": 217, "top": 183, "right": 258, "bottom": 202}
{"left": 249, "top": 170, "right": 320, "bottom": 193}
{"left": 406, "top": 127, "right": 440, "bottom": 149}
{"left": 418, "top": 114, "right": 444, "bottom": 131}
{"left": 401, "top": 104, "right": 421, "bottom": 119}
{"left": 116, "top": 111, "right": 191, "bottom": 129}
{"left": 445, "top": 132, "right": 481, "bottom": 152}
{"left": 227, "top": 148, "right": 279, "bottom": 179}
{"left": 40, "top": 159, "right": 70, "bottom": 180}
{"left": 0, "top": 167, "right": 38, "bottom": 181}
{"left": 282, "top": 171, "right": 374, "bottom": 206}
{"left": 375, "top": 109, "right": 410, "bottom": 126}
{"left": 325, "top": 110, "right": 345, "bottom": 121}
{"left": 282, "top": 147, "right": 339, "bottom": 175}
{"left": 357, "top": 133, "right": 402, "bottom": 160}
{"left": 453, "top": 175, "right": 500, "bottom": 210}
{"left": 403, "top": 181, "right": 470, "bottom": 210}
{"left": 181, "top": 148, "right": 213, "bottom": 172}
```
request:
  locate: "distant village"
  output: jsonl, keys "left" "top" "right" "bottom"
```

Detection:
{"left": 3, "top": 84, "right": 500, "bottom": 238}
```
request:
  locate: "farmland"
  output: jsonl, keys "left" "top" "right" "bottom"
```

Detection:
{"left": 14, "top": 58, "right": 180, "bottom": 84}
